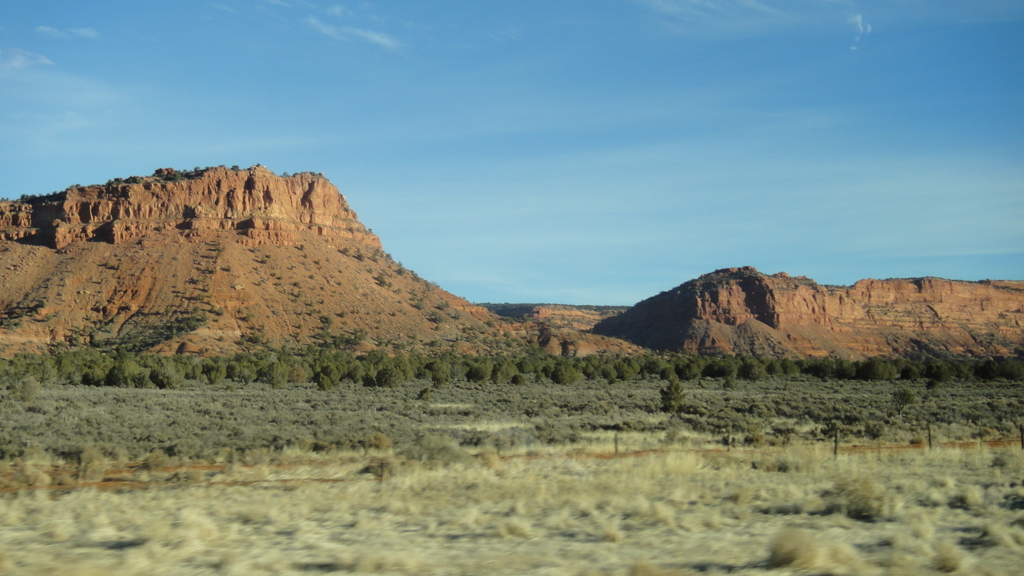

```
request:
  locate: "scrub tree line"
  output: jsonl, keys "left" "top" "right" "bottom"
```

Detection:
{"left": 1, "top": 347, "right": 1021, "bottom": 394}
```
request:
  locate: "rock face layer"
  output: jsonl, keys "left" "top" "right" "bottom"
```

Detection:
{"left": 481, "top": 304, "right": 630, "bottom": 332}
{"left": 0, "top": 166, "right": 379, "bottom": 249}
{"left": 0, "top": 167, "right": 504, "bottom": 356}
{"left": 592, "top": 267, "right": 1024, "bottom": 359}
{"left": 0, "top": 166, "right": 637, "bottom": 358}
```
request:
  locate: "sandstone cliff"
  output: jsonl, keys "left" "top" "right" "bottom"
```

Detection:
{"left": 0, "top": 166, "right": 379, "bottom": 249}
{"left": 0, "top": 167, "right": 509, "bottom": 356}
{"left": 592, "top": 266, "right": 1024, "bottom": 359}
{"left": 0, "top": 166, "right": 639, "bottom": 358}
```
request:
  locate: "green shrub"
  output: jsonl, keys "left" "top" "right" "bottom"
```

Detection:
{"left": 738, "top": 359, "right": 766, "bottom": 381}
{"left": 428, "top": 361, "right": 451, "bottom": 387}
{"left": 600, "top": 364, "right": 618, "bottom": 383}
{"left": 614, "top": 360, "right": 638, "bottom": 381}
{"left": 675, "top": 359, "right": 704, "bottom": 380}
{"left": 924, "top": 362, "right": 953, "bottom": 383}
{"left": 900, "top": 363, "right": 922, "bottom": 380}
{"left": 13, "top": 376, "right": 41, "bottom": 402}
{"left": 998, "top": 360, "right": 1024, "bottom": 381}
{"left": 105, "top": 360, "right": 151, "bottom": 388}
{"left": 227, "top": 360, "right": 256, "bottom": 384}
{"left": 702, "top": 358, "right": 737, "bottom": 379}
{"left": 492, "top": 360, "right": 518, "bottom": 384}
{"left": 150, "top": 365, "right": 184, "bottom": 390}
{"left": 660, "top": 377, "right": 684, "bottom": 413}
{"left": 268, "top": 364, "right": 289, "bottom": 389}
{"left": 288, "top": 363, "right": 309, "bottom": 383}
{"left": 465, "top": 359, "right": 493, "bottom": 383}
{"left": 856, "top": 358, "right": 898, "bottom": 381}
{"left": 371, "top": 366, "right": 402, "bottom": 388}
{"left": 551, "top": 363, "right": 582, "bottom": 385}
{"left": 202, "top": 359, "right": 227, "bottom": 386}
{"left": 314, "top": 363, "right": 342, "bottom": 391}
{"left": 893, "top": 387, "right": 916, "bottom": 417}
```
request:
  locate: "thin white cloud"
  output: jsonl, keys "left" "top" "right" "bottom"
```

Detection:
{"left": 327, "top": 5, "right": 348, "bottom": 17}
{"left": 0, "top": 49, "right": 54, "bottom": 73}
{"left": 346, "top": 27, "right": 402, "bottom": 49}
{"left": 70, "top": 28, "right": 100, "bottom": 39}
{"left": 36, "top": 26, "right": 65, "bottom": 38}
{"left": 849, "top": 14, "right": 871, "bottom": 37}
{"left": 627, "top": 0, "right": 824, "bottom": 38}
{"left": 630, "top": 0, "right": 782, "bottom": 18}
{"left": 629, "top": 0, "right": 682, "bottom": 16}
{"left": 307, "top": 17, "right": 342, "bottom": 38}
{"left": 630, "top": 0, "right": 1024, "bottom": 35}
{"left": 849, "top": 13, "right": 870, "bottom": 48}
{"left": 850, "top": 14, "right": 864, "bottom": 35}
{"left": 36, "top": 26, "right": 99, "bottom": 39}
{"left": 492, "top": 28, "right": 524, "bottom": 42}
{"left": 265, "top": 0, "right": 289, "bottom": 6}
{"left": 305, "top": 17, "right": 402, "bottom": 49}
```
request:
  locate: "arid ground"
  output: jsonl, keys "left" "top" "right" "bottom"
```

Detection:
{"left": 2, "top": 377, "right": 1024, "bottom": 575}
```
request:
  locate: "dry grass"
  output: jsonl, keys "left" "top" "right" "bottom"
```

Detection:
{"left": 767, "top": 527, "right": 865, "bottom": 574}
{"left": 1, "top": 442, "right": 1023, "bottom": 575}
{"left": 932, "top": 541, "right": 968, "bottom": 573}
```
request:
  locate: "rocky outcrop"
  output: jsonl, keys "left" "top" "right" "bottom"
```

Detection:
{"left": 0, "top": 166, "right": 638, "bottom": 358}
{"left": 0, "top": 166, "right": 477, "bottom": 356}
{"left": 593, "top": 266, "right": 1024, "bottom": 359}
{"left": 481, "top": 304, "right": 629, "bottom": 331}
{"left": 0, "top": 166, "right": 380, "bottom": 249}
{"left": 509, "top": 325, "right": 642, "bottom": 358}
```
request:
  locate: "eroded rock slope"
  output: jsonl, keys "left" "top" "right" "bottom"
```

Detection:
{"left": 0, "top": 167, "right": 503, "bottom": 355}
{"left": 593, "top": 266, "right": 1024, "bottom": 358}
{"left": 1, "top": 166, "right": 637, "bottom": 357}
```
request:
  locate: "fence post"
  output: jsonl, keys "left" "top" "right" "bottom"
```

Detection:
{"left": 614, "top": 433, "right": 619, "bottom": 459}
{"left": 927, "top": 423, "right": 933, "bottom": 450}
{"left": 833, "top": 428, "right": 839, "bottom": 458}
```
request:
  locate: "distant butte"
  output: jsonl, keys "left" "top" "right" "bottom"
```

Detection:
{"left": 0, "top": 165, "right": 378, "bottom": 249}
{"left": 3, "top": 169, "right": 1019, "bottom": 360}
{"left": 592, "top": 266, "right": 1024, "bottom": 359}
{"left": 0, "top": 166, "right": 636, "bottom": 357}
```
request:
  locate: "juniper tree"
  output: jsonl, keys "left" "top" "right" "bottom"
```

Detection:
{"left": 893, "top": 387, "right": 916, "bottom": 417}
{"left": 660, "top": 377, "right": 685, "bottom": 414}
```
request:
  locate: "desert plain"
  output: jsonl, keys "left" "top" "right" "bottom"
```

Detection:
{"left": 2, "top": 375, "right": 1023, "bottom": 576}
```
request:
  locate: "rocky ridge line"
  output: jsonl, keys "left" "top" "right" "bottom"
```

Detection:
{"left": 0, "top": 166, "right": 380, "bottom": 249}
{"left": 0, "top": 166, "right": 635, "bottom": 358}
{"left": 593, "top": 266, "right": 1024, "bottom": 359}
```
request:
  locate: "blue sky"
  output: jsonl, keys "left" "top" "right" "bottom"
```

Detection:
{"left": 1, "top": 1, "right": 1022, "bottom": 304}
